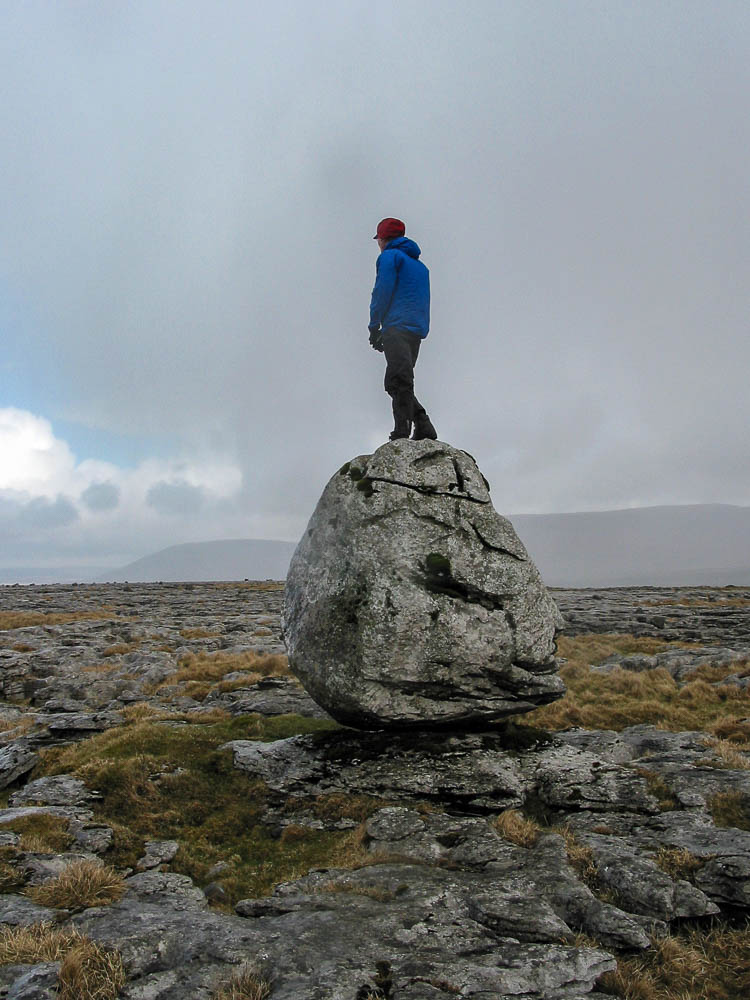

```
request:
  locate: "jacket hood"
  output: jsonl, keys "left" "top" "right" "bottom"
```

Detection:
{"left": 385, "top": 236, "right": 421, "bottom": 259}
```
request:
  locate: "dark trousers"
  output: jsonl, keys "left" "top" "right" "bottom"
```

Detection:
{"left": 382, "top": 328, "right": 427, "bottom": 434}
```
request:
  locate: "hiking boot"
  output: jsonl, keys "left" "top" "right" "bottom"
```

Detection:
{"left": 412, "top": 414, "right": 437, "bottom": 440}
{"left": 389, "top": 428, "right": 411, "bottom": 441}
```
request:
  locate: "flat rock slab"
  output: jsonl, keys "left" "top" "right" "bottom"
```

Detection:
{"left": 225, "top": 726, "right": 659, "bottom": 816}
{"left": 284, "top": 440, "right": 564, "bottom": 729}
{"left": 72, "top": 870, "right": 615, "bottom": 1000}
{"left": 0, "top": 745, "right": 38, "bottom": 790}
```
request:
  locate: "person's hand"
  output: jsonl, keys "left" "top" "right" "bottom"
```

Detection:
{"left": 369, "top": 328, "right": 384, "bottom": 352}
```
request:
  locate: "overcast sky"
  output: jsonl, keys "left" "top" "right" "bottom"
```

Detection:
{"left": 2, "top": 1, "right": 749, "bottom": 576}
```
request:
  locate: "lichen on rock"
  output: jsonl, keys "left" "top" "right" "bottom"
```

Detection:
{"left": 283, "top": 440, "right": 565, "bottom": 728}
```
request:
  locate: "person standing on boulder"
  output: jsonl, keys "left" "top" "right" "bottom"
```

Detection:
{"left": 369, "top": 218, "right": 438, "bottom": 441}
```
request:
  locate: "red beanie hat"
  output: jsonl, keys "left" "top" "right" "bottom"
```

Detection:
{"left": 373, "top": 217, "right": 406, "bottom": 240}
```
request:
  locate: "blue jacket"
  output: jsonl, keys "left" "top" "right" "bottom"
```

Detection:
{"left": 369, "top": 237, "right": 430, "bottom": 339}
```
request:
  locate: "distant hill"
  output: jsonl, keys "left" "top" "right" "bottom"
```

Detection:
{"left": 98, "top": 539, "right": 297, "bottom": 583}
{"left": 5, "top": 504, "right": 747, "bottom": 587}
{"left": 92, "top": 504, "right": 750, "bottom": 588}
{"left": 511, "top": 504, "right": 750, "bottom": 587}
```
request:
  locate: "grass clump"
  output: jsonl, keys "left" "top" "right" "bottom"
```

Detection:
{"left": 633, "top": 768, "right": 678, "bottom": 811}
{"left": 599, "top": 921, "right": 750, "bottom": 999}
{"left": 525, "top": 634, "right": 750, "bottom": 734}
{"left": 654, "top": 847, "right": 704, "bottom": 881}
{"left": 709, "top": 791, "right": 750, "bottom": 831}
{"left": 0, "top": 609, "right": 116, "bottom": 631}
{"left": 0, "top": 858, "right": 25, "bottom": 892}
{"left": 58, "top": 938, "right": 126, "bottom": 1000}
{"left": 317, "top": 880, "right": 394, "bottom": 902}
{"left": 493, "top": 809, "right": 541, "bottom": 848}
{"left": 4, "top": 813, "right": 74, "bottom": 853}
{"left": 27, "top": 859, "right": 126, "bottom": 910}
{"left": 298, "top": 793, "right": 385, "bottom": 825}
{"left": 699, "top": 738, "right": 750, "bottom": 770}
{"left": 101, "top": 641, "right": 140, "bottom": 657}
{"left": 0, "top": 715, "right": 37, "bottom": 738}
{"left": 35, "top": 711, "right": 345, "bottom": 903}
{"left": 0, "top": 921, "right": 79, "bottom": 964}
{"left": 555, "top": 826, "right": 600, "bottom": 888}
{"left": 211, "top": 964, "right": 271, "bottom": 1000}
{"left": 150, "top": 649, "right": 290, "bottom": 701}
{"left": 0, "top": 923, "right": 125, "bottom": 1000}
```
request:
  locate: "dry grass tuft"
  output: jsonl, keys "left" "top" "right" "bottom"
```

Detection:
{"left": 0, "top": 921, "right": 81, "bottom": 963}
{"left": 644, "top": 595, "right": 750, "bottom": 608}
{"left": 80, "top": 662, "right": 119, "bottom": 674}
{"left": 633, "top": 768, "right": 678, "bottom": 811}
{"left": 710, "top": 716, "right": 750, "bottom": 743}
{"left": 599, "top": 921, "right": 750, "bottom": 999}
{"left": 121, "top": 702, "right": 161, "bottom": 723}
{"left": 493, "top": 809, "right": 541, "bottom": 848}
{"left": 0, "top": 859, "right": 25, "bottom": 892}
{"left": 149, "top": 649, "right": 290, "bottom": 701}
{"left": 654, "top": 846, "right": 704, "bottom": 881}
{"left": 57, "top": 938, "right": 126, "bottom": 1000}
{"left": 699, "top": 737, "right": 750, "bottom": 770}
{"left": 101, "top": 641, "right": 140, "bottom": 657}
{"left": 4, "top": 814, "right": 74, "bottom": 853}
{"left": 211, "top": 963, "right": 272, "bottom": 1000}
{"left": 709, "top": 791, "right": 750, "bottom": 831}
{"left": 0, "top": 715, "right": 38, "bottom": 738}
{"left": 317, "top": 880, "right": 394, "bottom": 902}
{"left": 28, "top": 859, "right": 126, "bottom": 910}
{"left": 180, "top": 627, "right": 222, "bottom": 639}
{"left": 0, "top": 609, "right": 116, "bottom": 631}
{"left": 0, "top": 923, "right": 125, "bottom": 1000}
{"left": 555, "top": 826, "right": 600, "bottom": 888}
{"left": 525, "top": 634, "right": 750, "bottom": 734}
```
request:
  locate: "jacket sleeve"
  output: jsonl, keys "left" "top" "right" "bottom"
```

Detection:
{"left": 369, "top": 250, "right": 400, "bottom": 330}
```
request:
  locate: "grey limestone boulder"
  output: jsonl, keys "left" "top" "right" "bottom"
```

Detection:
{"left": 283, "top": 440, "right": 564, "bottom": 728}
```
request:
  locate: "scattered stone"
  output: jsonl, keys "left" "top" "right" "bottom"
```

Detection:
{"left": 10, "top": 775, "right": 96, "bottom": 808}
{"left": 0, "top": 745, "right": 38, "bottom": 789}
{"left": 203, "top": 882, "right": 229, "bottom": 905}
{"left": 136, "top": 841, "right": 180, "bottom": 872}
{"left": 0, "top": 895, "right": 59, "bottom": 927}
{"left": 284, "top": 441, "right": 564, "bottom": 728}
{"left": 5, "top": 962, "right": 61, "bottom": 1000}
{"left": 205, "top": 676, "right": 330, "bottom": 718}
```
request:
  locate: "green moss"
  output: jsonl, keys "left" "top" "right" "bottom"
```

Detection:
{"left": 355, "top": 477, "right": 375, "bottom": 497}
{"left": 33, "top": 713, "right": 346, "bottom": 902}
{"left": 348, "top": 466, "right": 364, "bottom": 481}
{"left": 339, "top": 463, "right": 351, "bottom": 476}
{"left": 425, "top": 553, "right": 451, "bottom": 574}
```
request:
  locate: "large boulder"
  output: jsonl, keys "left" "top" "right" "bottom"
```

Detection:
{"left": 283, "top": 440, "right": 564, "bottom": 728}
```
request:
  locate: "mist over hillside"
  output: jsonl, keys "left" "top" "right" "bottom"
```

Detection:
{"left": 98, "top": 539, "right": 297, "bottom": 584}
{"left": 512, "top": 504, "right": 750, "bottom": 587}
{"left": 97, "top": 505, "right": 750, "bottom": 588}
{"left": 3, "top": 505, "right": 747, "bottom": 587}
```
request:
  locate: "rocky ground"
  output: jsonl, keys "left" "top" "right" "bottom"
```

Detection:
{"left": 0, "top": 583, "right": 748, "bottom": 999}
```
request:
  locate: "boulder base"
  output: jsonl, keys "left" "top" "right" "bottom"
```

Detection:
{"left": 283, "top": 440, "right": 564, "bottom": 728}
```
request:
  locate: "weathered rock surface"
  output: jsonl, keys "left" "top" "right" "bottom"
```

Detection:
{"left": 284, "top": 440, "right": 564, "bottom": 728}
{"left": 1, "top": 582, "right": 749, "bottom": 998}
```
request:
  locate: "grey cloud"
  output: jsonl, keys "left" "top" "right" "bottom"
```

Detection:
{"left": 81, "top": 481, "right": 120, "bottom": 512}
{"left": 1, "top": 1, "right": 749, "bottom": 578}
{"left": 146, "top": 480, "right": 206, "bottom": 516}
{"left": 0, "top": 494, "right": 79, "bottom": 532}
